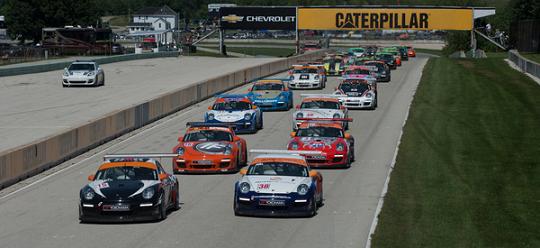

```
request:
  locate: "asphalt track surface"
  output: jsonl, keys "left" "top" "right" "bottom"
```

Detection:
{"left": 0, "top": 55, "right": 428, "bottom": 248}
{"left": 0, "top": 56, "right": 278, "bottom": 152}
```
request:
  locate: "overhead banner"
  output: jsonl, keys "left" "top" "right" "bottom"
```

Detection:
{"left": 298, "top": 8, "right": 473, "bottom": 31}
{"left": 219, "top": 7, "right": 296, "bottom": 30}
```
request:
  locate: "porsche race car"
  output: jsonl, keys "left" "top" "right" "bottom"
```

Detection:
{"left": 79, "top": 155, "right": 180, "bottom": 223}
{"left": 293, "top": 96, "right": 348, "bottom": 130}
{"left": 288, "top": 119, "right": 355, "bottom": 168}
{"left": 333, "top": 79, "right": 378, "bottom": 109}
{"left": 323, "top": 55, "right": 344, "bottom": 76}
{"left": 247, "top": 79, "right": 293, "bottom": 111}
{"left": 205, "top": 94, "right": 263, "bottom": 134}
{"left": 288, "top": 65, "right": 325, "bottom": 89}
{"left": 172, "top": 122, "right": 248, "bottom": 173}
{"left": 233, "top": 150, "right": 323, "bottom": 217}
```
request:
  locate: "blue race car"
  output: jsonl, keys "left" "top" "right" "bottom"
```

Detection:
{"left": 204, "top": 94, "right": 263, "bottom": 134}
{"left": 246, "top": 79, "right": 293, "bottom": 111}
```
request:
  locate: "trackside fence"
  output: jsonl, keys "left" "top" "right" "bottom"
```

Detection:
{"left": 508, "top": 50, "right": 540, "bottom": 80}
{"left": 0, "top": 50, "right": 328, "bottom": 189}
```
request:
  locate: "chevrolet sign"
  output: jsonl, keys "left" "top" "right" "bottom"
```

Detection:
{"left": 219, "top": 7, "right": 296, "bottom": 30}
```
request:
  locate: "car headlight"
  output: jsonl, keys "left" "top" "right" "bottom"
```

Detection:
{"left": 63, "top": 70, "right": 69, "bottom": 77}
{"left": 240, "top": 182, "right": 250, "bottom": 194}
{"left": 289, "top": 142, "right": 299, "bottom": 150}
{"left": 224, "top": 144, "right": 232, "bottom": 155}
{"left": 314, "top": 75, "right": 320, "bottom": 80}
{"left": 177, "top": 147, "right": 184, "bottom": 156}
{"left": 207, "top": 113, "right": 214, "bottom": 120}
{"left": 87, "top": 71, "right": 95, "bottom": 76}
{"left": 244, "top": 113, "right": 252, "bottom": 121}
{"left": 83, "top": 188, "right": 95, "bottom": 200}
{"left": 142, "top": 187, "right": 155, "bottom": 199}
{"left": 289, "top": 75, "right": 294, "bottom": 80}
{"left": 296, "top": 113, "right": 303, "bottom": 119}
{"left": 297, "top": 184, "right": 309, "bottom": 195}
{"left": 336, "top": 142, "right": 345, "bottom": 152}
{"left": 366, "top": 92, "right": 374, "bottom": 98}
{"left": 333, "top": 113, "right": 341, "bottom": 119}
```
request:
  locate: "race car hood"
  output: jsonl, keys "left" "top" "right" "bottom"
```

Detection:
{"left": 242, "top": 176, "right": 312, "bottom": 194}
{"left": 295, "top": 109, "right": 343, "bottom": 118}
{"left": 183, "top": 141, "right": 231, "bottom": 155}
{"left": 207, "top": 109, "right": 255, "bottom": 122}
{"left": 292, "top": 137, "right": 342, "bottom": 150}
{"left": 69, "top": 70, "right": 93, "bottom": 76}
{"left": 251, "top": 90, "right": 282, "bottom": 100}
{"left": 88, "top": 180, "right": 159, "bottom": 199}
{"left": 292, "top": 73, "right": 317, "bottom": 80}
{"left": 343, "top": 74, "right": 376, "bottom": 81}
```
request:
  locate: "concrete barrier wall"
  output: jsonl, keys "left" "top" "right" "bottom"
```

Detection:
{"left": 0, "top": 50, "right": 328, "bottom": 188}
{"left": 508, "top": 50, "right": 540, "bottom": 80}
{"left": 0, "top": 51, "right": 179, "bottom": 77}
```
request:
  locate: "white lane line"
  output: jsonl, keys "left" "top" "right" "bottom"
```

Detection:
{"left": 364, "top": 67, "right": 419, "bottom": 248}
{"left": 0, "top": 106, "right": 199, "bottom": 201}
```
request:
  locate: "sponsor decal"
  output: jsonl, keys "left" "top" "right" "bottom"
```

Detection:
{"left": 220, "top": 7, "right": 296, "bottom": 30}
{"left": 258, "top": 183, "right": 270, "bottom": 190}
{"left": 97, "top": 182, "right": 109, "bottom": 189}
{"left": 194, "top": 142, "right": 228, "bottom": 154}
{"left": 298, "top": 8, "right": 473, "bottom": 31}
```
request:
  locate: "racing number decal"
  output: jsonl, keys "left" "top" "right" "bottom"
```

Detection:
{"left": 258, "top": 184, "right": 270, "bottom": 190}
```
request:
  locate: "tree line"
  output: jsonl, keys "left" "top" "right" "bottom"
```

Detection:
{"left": 0, "top": 0, "right": 539, "bottom": 44}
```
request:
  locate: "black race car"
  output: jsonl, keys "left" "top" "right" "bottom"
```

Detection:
{"left": 79, "top": 156, "right": 180, "bottom": 223}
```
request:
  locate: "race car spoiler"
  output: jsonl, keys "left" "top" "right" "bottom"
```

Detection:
{"left": 296, "top": 117, "right": 353, "bottom": 122}
{"left": 292, "top": 64, "right": 324, "bottom": 67}
{"left": 300, "top": 93, "right": 341, "bottom": 99}
{"left": 249, "top": 149, "right": 323, "bottom": 155}
{"left": 215, "top": 93, "right": 250, "bottom": 99}
{"left": 103, "top": 153, "right": 178, "bottom": 161}
{"left": 186, "top": 122, "right": 237, "bottom": 130}
{"left": 255, "top": 77, "right": 291, "bottom": 82}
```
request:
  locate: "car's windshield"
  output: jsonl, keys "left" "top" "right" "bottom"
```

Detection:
{"left": 95, "top": 166, "right": 157, "bottom": 181}
{"left": 297, "top": 126, "right": 343, "bottom": 138}
{"left": 339, "top": 82, "right": 369, "bottom": 94}
{"left": 345, "top": 69, "right": 371, "bottom": 75}
{"left": 377, "top": 54, "right": 394, "bottom": 60}
{"left": 294, "top": 68, "right": 318, "bottom": 74}
{"left": 184, "top": 130, "right": 232, "bottom": 142}
{"left": 364, "top": 63, "right": 385, "bottom": 72}
{"left": 213, "top": 101, "right": 251, "bottom": 110}
{"left": 247, "top": 162, "right": 308, "bottom": 177}
{"left": 301, "top": 101, "right": 340, "bottom": 109}
{"left": 69, "top": 63, "right": 95, "bottom": 71}
{"left": 252, "top": 83, "right": 283, "bottom": 91}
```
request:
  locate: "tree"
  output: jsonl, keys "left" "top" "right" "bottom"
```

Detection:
{"left": 1, "top": 0, "right": 101, "bottom": 42}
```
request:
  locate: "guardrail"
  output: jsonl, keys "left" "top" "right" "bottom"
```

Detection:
{"left": 508, "top": 50, "right": 540, "bottom": 80}
{"left": 0, "top": 50, "right": 328, "bottom": 189}
{"left": 0, "top": 51, "right": 179, "bottom": 77}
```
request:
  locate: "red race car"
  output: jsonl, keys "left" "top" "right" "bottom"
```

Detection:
{"left": 172, "top": 122, "right": 247, "bottom": 173}
{"left": 287, "top": 118, "right": 355, "bottom": 168}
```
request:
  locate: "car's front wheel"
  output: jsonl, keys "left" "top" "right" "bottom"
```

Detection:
{"left": 158, "top": 193, "right": 168, "bottom": 220}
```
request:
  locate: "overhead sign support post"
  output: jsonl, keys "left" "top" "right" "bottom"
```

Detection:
{"left": 295, "top": 7, "right": 300, "bottom": 54}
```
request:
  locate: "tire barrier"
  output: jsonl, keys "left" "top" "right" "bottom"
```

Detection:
{"left": 0, "top": 50, "right": 328, "bottom": 189}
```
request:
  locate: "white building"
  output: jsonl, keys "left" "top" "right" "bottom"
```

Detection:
{"left": 127, "top": 5, "right": 178, "bottom": 45}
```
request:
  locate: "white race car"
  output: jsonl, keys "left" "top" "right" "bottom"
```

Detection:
{"left": 288, "top": 65, "right": 325, "bottom": 89}
{"left": 293, "top": 95, "right": 348, "bottom": 130}
{"left": 333, "top": 79, "right": 378, "bottom": 110}
{"left": 62, "top": 61, "right": 105, "bottom": 87}
{"left": 204, "top": 94, "right": 263, "bottom": 134}
{"left": 234, "top": 150, "right": 323, "bottom": 217}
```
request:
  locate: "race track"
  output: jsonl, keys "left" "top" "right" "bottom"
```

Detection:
{"left": 0, "top": 56, "right": 278, "bottom": 152}
{"left": 0, "top": 55, "right": 428, "bottom": 248}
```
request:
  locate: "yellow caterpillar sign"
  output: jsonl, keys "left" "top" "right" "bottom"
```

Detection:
{"left": 298, "top": 8, "right": 473, "bottom": 31}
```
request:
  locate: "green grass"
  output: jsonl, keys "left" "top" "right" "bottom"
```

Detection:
{"left": 371, "top": 57, "right": 540, "bottom": 247}
{"left": 201, "top": 46, "right": 295, "bottom": 57}
{"left": 414, "top": 48, "right": 443, "bottom": 56}
{"left": 521, "top": 53, "right": 540, "bottom": 64}
{"left": 108, "top": 15, "right": 129, "bottom": 27}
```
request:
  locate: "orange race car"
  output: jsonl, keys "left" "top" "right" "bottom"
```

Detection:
{"left": 407, "top": 46, "right": 416, "bottom": 57}
{"left": 172, "top": 122, "right": 247, "bottom": 173}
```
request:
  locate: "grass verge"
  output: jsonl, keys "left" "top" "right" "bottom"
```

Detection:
{"left": 371, "top": 57, "right": 540, "bottom": 247}
{"left": 521, "top": 53, "right": 540, "bottom": 64}
{"left": 414, "top": 48, "right": 443, "bottom": 56}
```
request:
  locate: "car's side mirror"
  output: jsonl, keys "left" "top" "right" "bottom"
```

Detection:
{"left": 344, "top": 133, "right": 351, "bottom": 139}
{"left": 309, "top": 170, "right": 318, "bottom": 177}
{"left": 290, "top": 131, "right": 296, "bottom": 137}
{"left": 177, "top": 136, "right": 184, "bottom": 142}
{"left": 87, "top": 174, "right": 95, "bottom": 181}
{"left": 239, "top": 168, "right": 247, "bottom": 175}
{"left": 207, "top": 106, "right": 212, "bottom": 110}
{"left": 159, "top": 173, "right": 168, "bottom": 181}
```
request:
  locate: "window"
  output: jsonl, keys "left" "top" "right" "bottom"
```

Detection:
{"left": 158, "top": 23, "right": 162, "bottom": 29}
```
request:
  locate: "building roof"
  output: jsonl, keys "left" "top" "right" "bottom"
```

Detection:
{"left": 134, "top": 5, "right": 177, "bottom": 16}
